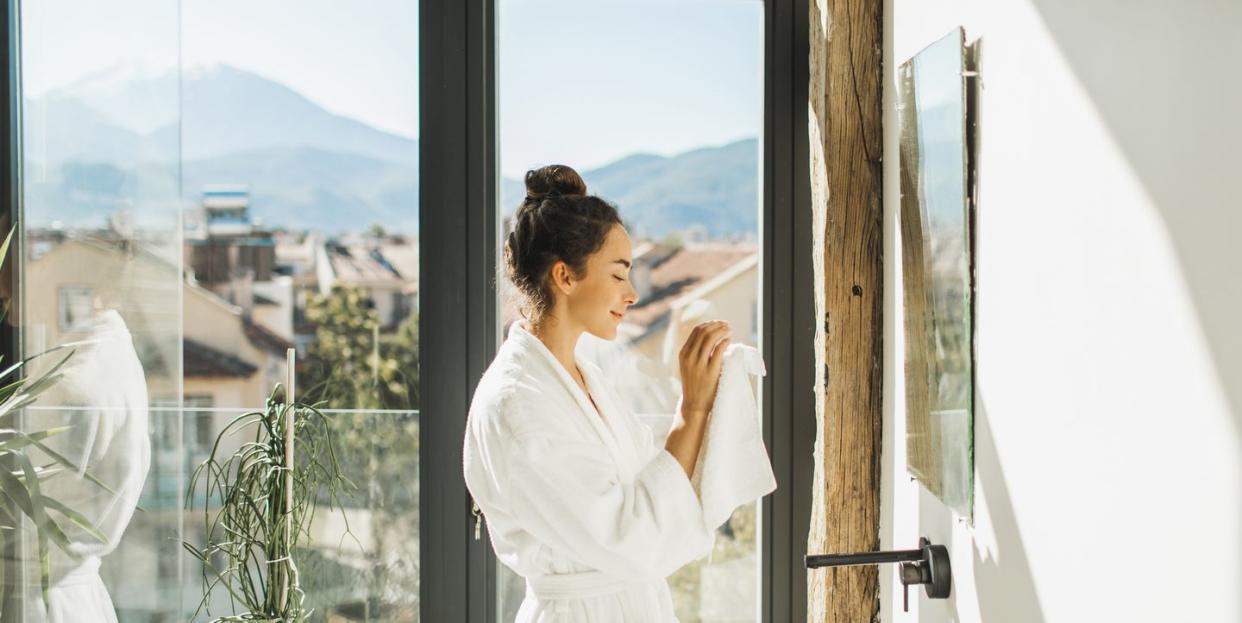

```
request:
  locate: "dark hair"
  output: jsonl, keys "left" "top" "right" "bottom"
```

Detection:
{"left": 504, "top": 164, "right": 623, "bottom": 325}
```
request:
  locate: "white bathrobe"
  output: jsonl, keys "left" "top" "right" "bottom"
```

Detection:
{"left": 23, "top": 310, "right": 151, "bottom": 622}
{"left": 463, "top": 320, "right": 717, "bottom": 622}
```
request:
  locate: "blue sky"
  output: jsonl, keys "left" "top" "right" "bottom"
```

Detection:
{"left": 23, "top": 0, "right": 761, "bottom": 177}
{"left": 498, "top": 1, "right": 763, "bottom": 177}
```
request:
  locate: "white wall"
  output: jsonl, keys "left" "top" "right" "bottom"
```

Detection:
{"left": 253, "top": 275, "right": 295, "bottom": 339}
{"left": 881, "top": 1, "right": 1241, "bottom": 621}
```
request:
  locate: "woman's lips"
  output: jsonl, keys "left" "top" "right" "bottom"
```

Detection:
{"left": 611, "top": 311, "right": 624, "bottom": 320}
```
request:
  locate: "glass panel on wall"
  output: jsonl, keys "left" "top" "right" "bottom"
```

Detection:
{"left": 15, "top": 0, "right": 419, "bottom": 620}
{"left": 177, "top": 0, "right": 422, "bottom": 619}
{"left": 175, "top": 407, "right": 421, "bottom": 621}
{"left": 495, "top": 2, "right": 763, "bottom": 621}
{"left": 897, "top": 27, "right": 974, "bottom": 517}
{"left": 18, "top": 0, "right": 183, "bottom": 620}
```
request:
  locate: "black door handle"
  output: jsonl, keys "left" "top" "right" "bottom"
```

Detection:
{"left": 805, "top": 537, "right": 951, "bottom": 612}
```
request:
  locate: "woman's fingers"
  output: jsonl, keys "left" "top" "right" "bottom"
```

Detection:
{"left": 684, "top": 321, "right": 713, "bottom": 360}
{"left": 677, "top": 320, "right": 733, "bottom": 415}
{"left": 680, "top": 320, "right": 731, "bottom": 367}
{"left": 707, "top": 335, "right": 731, "bottom": 376}
{"left": 680, "top": 322, "right": 707, "bottom": 359}
{"left": 696, "top": 321, "right": 731, "bottom": 363}
{"left": 711, "top": 333, "right": 732, "bottom": 364}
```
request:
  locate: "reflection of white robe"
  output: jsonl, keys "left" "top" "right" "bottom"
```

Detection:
{"left": 463, "top": 321, "right": 714, "bottom": 622}
{"left": 23, "top": 310, "right": 151, "bottom": 623}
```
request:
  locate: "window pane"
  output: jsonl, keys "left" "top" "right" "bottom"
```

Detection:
{"left": 19, "top": 0, "right": 183, "bottom": 619}
{"left": 495, "top": 2, "right": 763, "bottom": 621}
{"left": 15, "top": 0, "right": 419, "bottom": 620}
{"left": 179, "top": 0, "right": 421, "bottom": 414}
{"left": 178, "top": 0, "right": 422, "bottom": 619}
{"left": 176, "top": 408, "right": 421, "bottom": 620}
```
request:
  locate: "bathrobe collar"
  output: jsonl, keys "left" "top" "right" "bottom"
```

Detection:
{"left": 507, "top": 321, "right": 639, "bottom": 478}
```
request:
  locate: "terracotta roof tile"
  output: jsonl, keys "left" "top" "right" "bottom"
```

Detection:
{"left": 624, "top": 243, "right": 757, "bottom": 329}
{"left": 184, "top": 339, "right": 257, "bottom": 378}
{"left": 243, "top": 316, "right": 295, "bottom": 354}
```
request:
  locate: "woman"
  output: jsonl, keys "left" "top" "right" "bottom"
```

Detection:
{"left": 463, "top": 164, "right": 731, "bottom": 621}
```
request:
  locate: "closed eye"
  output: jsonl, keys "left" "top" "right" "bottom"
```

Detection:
{"left": 613, "top": 275, "right": 625, "bottom": 282}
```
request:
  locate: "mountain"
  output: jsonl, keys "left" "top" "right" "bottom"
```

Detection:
{"left": 26, "top": 64, "right": 419, "bottom": 232}
{"left": 26, "top": 64, "right": 755, "bottom": 237}
{"left": 43, "top": 64, "right": 419, "bottom": 165}
{"left": 500, "top": 138, "right": 759, "bottom": 238}
{"left": 175, "top": 65, "right": 418, "bottom": 164}
{"left": 586, "top": 139, "right": 758, "bottom": 237}
{"left": 22, "top": 94, "right": 159, "bottom": 164}
{"left": 51, "top": 62, "right": 181, "bottom": 133}
{"left": 182, "top": 146, "right": 418, "bottom": 233}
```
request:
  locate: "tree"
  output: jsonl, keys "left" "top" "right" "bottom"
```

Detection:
{"left": 299, "top": 284, "right": 421, "bottom": 618}
{"left": 301, "top": 285, "right": 418, "bottom": 411}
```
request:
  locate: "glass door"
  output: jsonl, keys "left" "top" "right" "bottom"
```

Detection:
{"left": 494, "top": 1, "right": 764, "bottom": 620}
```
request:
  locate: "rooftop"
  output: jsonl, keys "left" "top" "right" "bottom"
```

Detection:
{"left": 623, "top": 242, "right": 758, "bottom": 331}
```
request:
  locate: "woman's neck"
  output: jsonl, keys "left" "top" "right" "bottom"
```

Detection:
{"left": 528, "top": 317, "right": 583, "bottom": 382}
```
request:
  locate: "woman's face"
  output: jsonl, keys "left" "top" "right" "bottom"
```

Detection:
{"left": 559, "top": 224, "right": 639, "bottom": 341}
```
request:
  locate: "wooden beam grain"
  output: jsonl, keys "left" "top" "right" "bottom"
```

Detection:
{"left": 806, "top": 0, "right": 884, "bottom": 619}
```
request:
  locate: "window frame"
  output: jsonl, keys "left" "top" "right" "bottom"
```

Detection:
{"left": 0, "top": 0, "right": 813, "bottom": 618}
{"left": 418, "top": 0, "right": 813, "bottom": 621}
{"left": 2, "top": 0, "right": 29, "bottom": 601}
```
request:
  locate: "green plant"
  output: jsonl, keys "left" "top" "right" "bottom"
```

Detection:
{"left": 184, "top": 386, "right": 356, "bottom": 622}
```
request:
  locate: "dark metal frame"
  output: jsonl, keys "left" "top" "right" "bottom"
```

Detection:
{"left": 2, "top": 2, "right": 17, "bottom": 269}
{"left": 763, "top": 0, "right": 816, "bottom": 620}
{"left": 419, "top": 0, "right": 498, "bottom": 620}
{"left": 419, "top": 0, "right": 813, "bottom": 620}
{"left": 1, "top": 0, "right": 27, "bottom": 617}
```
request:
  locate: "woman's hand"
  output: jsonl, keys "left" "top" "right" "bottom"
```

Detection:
{"left": 678, "top": 320, "right": 732, "bottom": 421}
{"left": 665, "top": 320, "right": 732, "bottom": 478}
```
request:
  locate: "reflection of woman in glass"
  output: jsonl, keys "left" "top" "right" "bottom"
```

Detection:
{"left": 22, "top": 305, "right": 151, "bottom": 623}
{"left": 464, "top": 165, "right": 732, "bottom": 620}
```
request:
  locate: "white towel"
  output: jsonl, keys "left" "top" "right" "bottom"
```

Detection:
{"left": 681, "top": 343, "right": 778, "bottom": 539}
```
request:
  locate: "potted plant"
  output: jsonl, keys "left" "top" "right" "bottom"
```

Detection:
{"left": 183, "top": 364, "right": 356, "bottom": 622}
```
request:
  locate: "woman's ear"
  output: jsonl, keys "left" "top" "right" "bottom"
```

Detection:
{"left": 549, "top": 260, "right": 577, "bottom": 295}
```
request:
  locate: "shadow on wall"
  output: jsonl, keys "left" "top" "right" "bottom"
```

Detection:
{"left": 971, "top": 395, "right": 1045, "bottom": 623}
{"left": 1024, "top": 2, "right": 1242, "bottom": 615}
{"left": 1024, "top": 0, "right": 1241, "bottom": 434}
{"left": 913, "top": 485, "right": 959, "bottom": 622}
{"left": 910, "top": 397, "right": 1045, "bottom": 623}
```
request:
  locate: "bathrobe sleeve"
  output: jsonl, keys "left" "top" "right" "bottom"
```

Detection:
{"left": 32, "top": 312, "right": 151, "bottom": 560}
{"left": 501, "top": 397, "right": 715, "bottom": 581}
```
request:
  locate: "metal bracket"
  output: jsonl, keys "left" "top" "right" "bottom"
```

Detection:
{"left": 805, "top": 537, "right": 952, "bottom": 612}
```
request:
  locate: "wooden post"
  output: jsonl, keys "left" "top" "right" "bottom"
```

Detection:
{"left": 285, "top": 345, "right": 295, "bottom": 530}
{"left": 807, "top": 0, "right": 884, "bottom": 620}
{"left": 280, "top": 347, "right": 295, "bottom": 609}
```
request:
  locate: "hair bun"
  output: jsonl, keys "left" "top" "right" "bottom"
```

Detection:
{"left": 523, "top": 164, "right": 587, "bottom": 203}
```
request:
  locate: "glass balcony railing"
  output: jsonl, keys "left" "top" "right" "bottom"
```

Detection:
{"left": 14, "top": 406, "right": 420, "bottom": 623}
